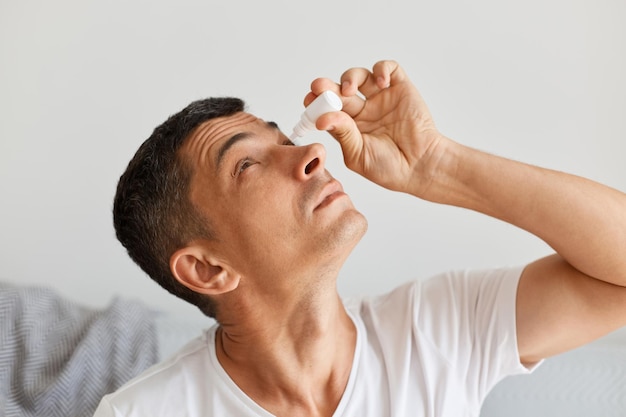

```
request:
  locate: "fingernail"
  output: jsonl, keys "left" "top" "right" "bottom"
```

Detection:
{"left": 341, "top": 81, "right": 350, "bottom": 94}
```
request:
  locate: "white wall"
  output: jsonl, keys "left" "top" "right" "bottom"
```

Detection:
{"left": 1, "top": 0, "right": 624, "bottom": 319}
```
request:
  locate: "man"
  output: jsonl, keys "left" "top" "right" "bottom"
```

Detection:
{"left": 95, "top": 60, "right": 626, "bottom": 416}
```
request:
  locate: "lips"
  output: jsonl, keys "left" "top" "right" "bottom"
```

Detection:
{"left": 314, "top": 180, "right": 347, "bottom": 211}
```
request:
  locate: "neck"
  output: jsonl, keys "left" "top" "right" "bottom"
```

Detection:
{"left": 215, "top": 282, "right": 357, "bottom": 416}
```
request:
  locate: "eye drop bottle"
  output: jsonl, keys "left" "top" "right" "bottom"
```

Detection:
{"left": 289, "top": 90, "right": 343, "bottom": 142}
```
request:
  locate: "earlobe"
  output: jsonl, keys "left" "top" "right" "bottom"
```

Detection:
{"left": 170, "top": 246, "right": 240, "bottom": 295}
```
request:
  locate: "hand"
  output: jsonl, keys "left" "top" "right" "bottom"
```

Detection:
{"left": 306, "top": 60, "right": 447, "bottom": 196}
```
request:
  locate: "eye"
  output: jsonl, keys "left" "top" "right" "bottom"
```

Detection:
{"left": 233, "top": 157, "right": 255, "bottom": 177}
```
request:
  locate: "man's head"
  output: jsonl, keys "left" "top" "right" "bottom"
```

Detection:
{"left": 114, "top": 97, "right": 367, "bottom": 321}
{"left": 113, "top": 97, "right": 244, "bottom": 318}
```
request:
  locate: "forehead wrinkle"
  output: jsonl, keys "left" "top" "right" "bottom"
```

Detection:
{"left": 182, "top": 112, "right": 257, "bottom": 169}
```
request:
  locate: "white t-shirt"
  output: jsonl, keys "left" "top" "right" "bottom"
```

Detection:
{"left": 93, "top": 266, "right": 535, "bottom": 417}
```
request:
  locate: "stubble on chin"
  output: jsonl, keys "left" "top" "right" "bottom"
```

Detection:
{"left": 323, "top": 208, "right": 368, "bottom": 256}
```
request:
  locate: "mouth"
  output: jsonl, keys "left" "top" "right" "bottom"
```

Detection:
{"left": 314, "top": 180, "right": 347, "bottom": 211}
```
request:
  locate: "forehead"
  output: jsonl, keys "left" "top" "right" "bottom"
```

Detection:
{"left": 181, "top": 111, "right": 277, "bottom": 169}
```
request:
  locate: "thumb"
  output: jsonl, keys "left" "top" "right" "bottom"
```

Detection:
{"left": 317, "top": 111, "right": 364, "bottom": 171}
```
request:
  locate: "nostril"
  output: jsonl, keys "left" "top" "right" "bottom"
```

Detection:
{"left": 305, "top": 158, "right": 319, "bottom": 175}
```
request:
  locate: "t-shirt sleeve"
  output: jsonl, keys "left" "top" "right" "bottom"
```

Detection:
{"left": 414, "top": 266, "right": 538, "bottom": 406}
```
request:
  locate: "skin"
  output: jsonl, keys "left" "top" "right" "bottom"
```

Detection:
{"left": 171, "top": 112, "right": 366, "bottom": 416}
{"left": 171, "top": 60, "right": 626, "bottom": 416}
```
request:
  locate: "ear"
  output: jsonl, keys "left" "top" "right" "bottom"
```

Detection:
{"left": 170, "top": 245, "right": 240, "bottom": 295}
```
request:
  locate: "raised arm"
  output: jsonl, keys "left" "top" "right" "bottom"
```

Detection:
{"left": 308, "top": 60, "right": 626, "bottom": 363}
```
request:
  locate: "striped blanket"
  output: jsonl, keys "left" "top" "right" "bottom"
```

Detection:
{"left": 0, "top": 283, "right": 157, "bottom": 417}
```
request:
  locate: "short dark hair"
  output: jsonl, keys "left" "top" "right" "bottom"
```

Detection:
{"left": 113, "top": 97, "right": 246, "bottom": 318}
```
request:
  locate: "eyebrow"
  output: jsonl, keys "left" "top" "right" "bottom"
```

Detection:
{"left": 215, "top": 121, "right": 280, "bottom": 170}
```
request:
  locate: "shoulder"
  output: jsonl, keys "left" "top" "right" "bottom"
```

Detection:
{"left": 342, "top": 265, "right": 525, "bottom": 350}
{"left": 418, "top": 266, "right": 525, "bottom": 309}
{"left": 344, "top": 266, "right": 524, "bottom": 319}
{"left": 97, "top": 328, "right": 216, "bottom": 415}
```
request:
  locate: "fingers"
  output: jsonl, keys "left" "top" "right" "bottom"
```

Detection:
{"left": 370, "top": 60, "right": 406, "bottom": 88}
{"left": 306, "top": 60, "right": 407, "bottom": 117}
{"left": 301, "top": 85, "right": 363, "bottom": 169}
{"left": 341, "top": 68, "right": 380, "bottom": 98}
{"left": 308, "top": 77, "right": 365, "bottom": 116}
{"left": 341, "top": 60, "right": 404, "bottom": 97}
{"left": 345, "top": 60, "right": 432, "bottom": 120}
{"left": 316, "top": 111, "right": 363, "bottom": 172}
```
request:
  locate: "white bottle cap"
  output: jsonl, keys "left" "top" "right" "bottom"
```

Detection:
{"left": 290, "top": 91, "right": 343, "bottom": 142}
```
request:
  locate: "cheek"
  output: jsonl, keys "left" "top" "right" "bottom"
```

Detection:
{"left": 244, "top": 193, "right": 301, "bottom": 236}
{"left": 224, "top": 205, "right": 304, "bottom": 272}
{"left": 226, "top": 182, "right": 301, "bottom": 236}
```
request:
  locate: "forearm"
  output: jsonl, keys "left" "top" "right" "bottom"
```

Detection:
{"left": 420, "top": 137, "right": 626, "bottom": 286}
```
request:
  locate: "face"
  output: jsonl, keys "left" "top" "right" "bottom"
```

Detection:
{"left": 181, "top": 112, "right": 368, "bottom": 288}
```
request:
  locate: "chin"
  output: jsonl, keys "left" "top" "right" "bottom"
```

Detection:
{"left": 327, "top": 209, "right": 368, "bottom": 255}
{"left": 295, "top": 210, "right": 367, "bottom": 281}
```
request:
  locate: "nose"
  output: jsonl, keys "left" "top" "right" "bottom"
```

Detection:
{"left": 294, "top": 143, "right": 326, "bottom": 180}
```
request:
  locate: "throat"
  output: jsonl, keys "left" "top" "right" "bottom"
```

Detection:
{"left": 214, "top": 306, "right": 357, "bottom": 417}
